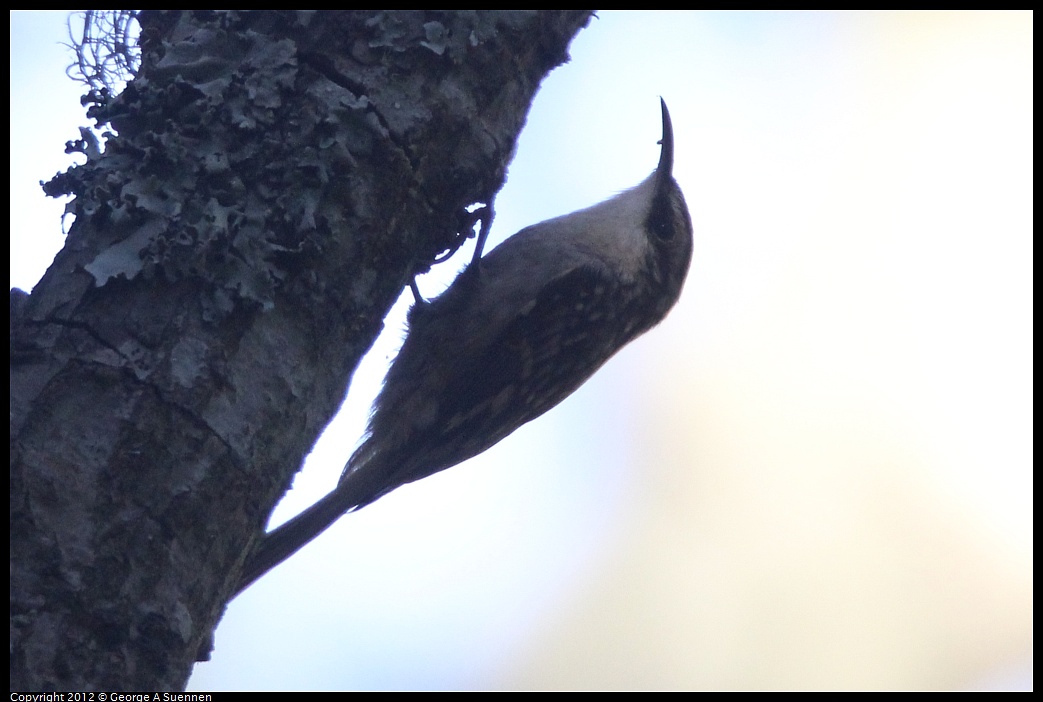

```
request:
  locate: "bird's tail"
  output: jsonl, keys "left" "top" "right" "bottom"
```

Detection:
{"left": 234, "top": 485, "right": 356, "bottom": 595}
{"left": 234, "top": 446, "right": 391, "bottom": 596}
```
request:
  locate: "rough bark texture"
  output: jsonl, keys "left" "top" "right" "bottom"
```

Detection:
{"left": 10, "top": 10, "right": 592, "bottom": 691}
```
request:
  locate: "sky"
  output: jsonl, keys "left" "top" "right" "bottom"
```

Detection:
{"left": 10, "top": 11, "right": 1033, "bottom": 691}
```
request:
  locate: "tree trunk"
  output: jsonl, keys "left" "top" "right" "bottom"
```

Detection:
{"left": 10, "top": 10, "right": 592, "bottom": 691}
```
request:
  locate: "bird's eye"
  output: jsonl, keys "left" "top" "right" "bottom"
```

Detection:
{"left": 648, "top": 197, "right": 676, "bottom": 241}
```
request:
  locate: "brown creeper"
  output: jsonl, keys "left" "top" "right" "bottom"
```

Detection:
{"left": 237, "top": 99, "right": 693, "bottom": 594}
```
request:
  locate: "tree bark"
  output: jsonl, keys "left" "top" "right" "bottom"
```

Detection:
{"left": 10, "top": 10, "right": 592, "bottom": 691}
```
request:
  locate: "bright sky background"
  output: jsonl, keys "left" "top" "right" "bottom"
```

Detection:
{"left": 11, "top": 11, "right": 1032, "bottom": 691}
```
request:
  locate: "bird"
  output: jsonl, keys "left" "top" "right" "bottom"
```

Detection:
{"left": 236, "top": 99, "right": 693, "bottom": 595}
